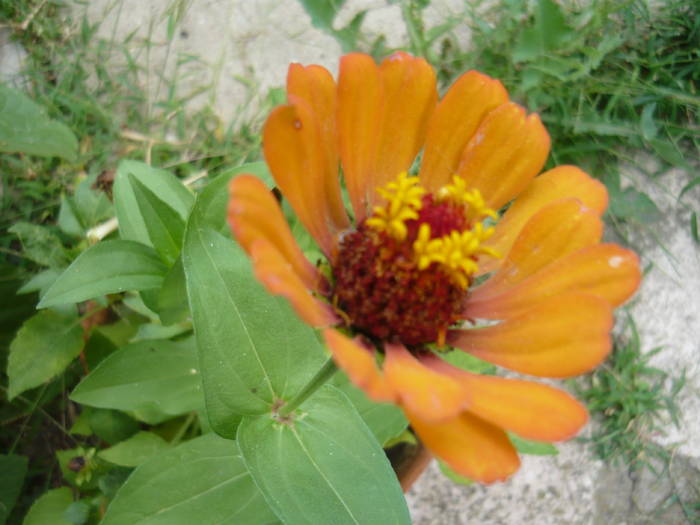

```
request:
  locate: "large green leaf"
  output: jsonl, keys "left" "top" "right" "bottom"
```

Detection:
{"left": 102, "top": 433, "right": 279, "bottom": 525}
{"left": 333, "top": 373, "right": 407, "bottom": 446}
{"left": 0, "top": 454, "right": 27, "bottom": 525}
{"left": 156, "top": 256, "right": 189, "bottom": 326}
{"left": 113, "top": 160, "right": 194, "bottom": 247}
{"left": 7, "top": 310, "right": 84, "bottom": 400}
{"left": 238, "top": 385, "right": 411, "bottom": 525}
{"left": 128, "top": 174, "right": 186, "bottom": 264}
{"left": 38, "top": 240, "right": 167, "bottom": 308}
{"left": 99, "top": 432, "right": 170, "bottom": 467}
{"left": 8, "top": 222, "right": 70, "bottom": 268}
{"left": 0, "top": 84, "right": 78, "bottom": 161}
{"left": 71, "top": 338, "right": 202, "bottom": 424}
{"left": 22, "top": 488, "right": 73, "bottom": 525}
{"left": 182, "top": 174, "right": 325, "bottom": 438}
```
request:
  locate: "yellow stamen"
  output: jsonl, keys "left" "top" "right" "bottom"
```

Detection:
{"left": 366, "top": 172, "right": 425, "bottom": 240}
{"left": 413, "top": 219, "right": 500, "bottom": 289}
{"left": 438, "top": 175, "right": 499, "bottom": 222}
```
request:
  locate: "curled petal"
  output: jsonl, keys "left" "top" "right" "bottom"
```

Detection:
{"left": 263, "top": 100, "right": 342, "bottom": 257}
{"left": 457, "top": 102, "right": 550, "bottom": 211}
{"left": 466, "top": 244, "right": 641, "bottom": 319}
{"left": 450, "top": 292, "right": 613, "bottom": 377}
{"left": 287, "top": 64, "right": 349, "bottom": 230}
{"left": 407, "top": 409, "right": 520, "bottom": 484}
{"left": 471, "top": 198, "right": 603, "bottom": 298}
{"left": 383, "top": 344, "right": 468, "bottom": 422}
{"left": 480, "top": 166, "right": 608, "bottom": 273}
{"left": 423, "top": 356, "right": 588, "bottom": 442}
{"left": 323, "top": 329, "right": 395, "bottom": 402}
{"left": 228, "top": 175, "right": 324, "bottom": 293}
{"left": 249, "top": 240, "right": 338, "bottom": 328}
{"left": 420, "top": 70, "right": 508, "bottom": 191}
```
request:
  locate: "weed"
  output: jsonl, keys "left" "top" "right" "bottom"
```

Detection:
{"left": 575, "top": 314, "right": 685, "bottom": 470}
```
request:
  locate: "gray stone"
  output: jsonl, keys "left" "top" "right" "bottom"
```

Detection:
{"left": 0, "top": 28, "right": 28, "bottom": 87}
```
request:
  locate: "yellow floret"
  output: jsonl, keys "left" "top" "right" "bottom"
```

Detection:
{"left": 366, "top": 172, "right": 425, "bottom": 240}
{"left": 413, "top": 218, "right": 500, "bottom": 289}
{"left": 438, "top": 175, "right": 499, "bottom": 222}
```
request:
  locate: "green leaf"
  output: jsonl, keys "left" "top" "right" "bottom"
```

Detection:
{"left": 71, "top": 338, "right": 203, "bottom": 424}
{"left": 39, "top": 240, "right": 167, "bottom": 308}
{"left": 22, "top": 488, "right": 73, "bottom": 525}
{"left": 609, "top": 187, "right": 662, "bottom": 224}
{"left": 296, "top": 0, "right": 364, "bottom": 52}
{"left": 0, "top": 454, "right": 28, "bottom": 525}
{"left": 509, "top": 434, "right": 559, "bottom": 456}
{"left": 333, "top": 373, "right": 407, "bottom": 446}
{"left": 238, "top": 385, "right": 411, "bottom": 525}
{"left": 128, "top": 174, "right": 186, "bottom": 264}
{"left": 7, "top": 310, "right": 84, "bottom": 400}
{"left": 156, "top": 257, "right": 189, "bottom": 325}
{"left": 8, "top": 222, "right": 70, "bottom": 268}
{"left": 88, "top": 409, "right": 140, "bottom": 445}
{"left": 182, "top": 174, "right": 325, "bottom": 438}
{"left": 102, "top": 433, "right": 279, "bottom": 525}
{"left": 99, "top": 432, "right": 169, "bottom": 467}
{"left": 16, "top": 268, "right": 61, "bottom": 296}
{"left": 0, "top": 84, "right": 78, "bottom": 161}
{"left": 113, "top": 160, "right": 194, "bottom": 248}
{"left": 640, "top": 102, "right": 658, "bottom": 141}
{"left": 513, "top": 0, "right": 575, "bottom": 62}
{"left": 63, "top": 501, "right": 90, "bottom": 525}
{"left": 440, "top": 350, "right": 497, "bottom": 374}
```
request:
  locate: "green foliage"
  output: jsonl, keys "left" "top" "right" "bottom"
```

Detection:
{"left": 0, "top": 454, "right": 28, "bottom": 525}
{"left": 22, "top": 488, "right": 74, "bottom": 525}
{"left": 575, "top": 316, "right": 685, "bottom": 469}
{"left": 182, "top": 173, "right": 326, "bottom": 437}
{"left": 7, "top": 310, "right": 84, "bottom": 399}
{"left": 101, "top": 434, "right": 279, "bottom": 525}
{"left": 98, "top": 432, "right": 169, "bottom": 468}
{"left": 297, "top": 0, "right": 366, "bottom": 52}
{"left": 38, "top": 241, "right": 167, "bottom": 308}
{"left": 71, "top": 338, "right": 202, "bottom": 424}
{"left": 0, "top": 84, "right": 78, "bottom": 161}
{"left": 238, "top": 385, "right": 411, "bottom": 525}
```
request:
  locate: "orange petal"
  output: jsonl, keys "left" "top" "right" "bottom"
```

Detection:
{"left": 471, "top": 198, "right": 603, "bottom": 299}
{"left": 407, "top": 409, "right": 520, "bottom": 484}
{"left": 263, "top": 100, "right": 341, "bottom": 257}
{"left": 457, "top": 102, "right": 550, "bottom": 210}
{"left": 372, "top": 52, "right": 437, "bottom": 199}
{"left": 249, "top": 240, "right": 338, "bottom": 328}
{"left": 323, "top": 329, "right": 395, "bottom": 402}
{"left": 423, "top": 356, "right": 588, "bottom": 442}
{"left": 479, "top": 165, "right": 608, "bottom": 274}
{"left": 450, "top": 292, "right": 613, "bottom": 378}
{"left": 228, "top": 175, "right": 324, "bottom": 293}
{"left": 420, "top": 71, "right": 508, "bottom": 191}
{"left": 287, "top": 64, "right": 349, "bottom": 231}
{"left": 337, "top": 53, "right": 382, "bottom": 221}
{"left": 383, "top": 344, "right": 468, "bottom": 422}
{"left": 466, "top": 244, "right": 641, "bottom": 319}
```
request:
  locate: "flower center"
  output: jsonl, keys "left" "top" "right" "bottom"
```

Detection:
{"left": 332, "top": 173, "right": 499, "bottom": 346}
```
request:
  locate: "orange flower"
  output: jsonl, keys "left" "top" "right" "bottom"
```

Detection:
{"left": 227, "top": 52, "right": 641, "bottom": 483}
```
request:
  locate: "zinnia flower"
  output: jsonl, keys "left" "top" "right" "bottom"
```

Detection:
{"left": 227, "top": 52, "right": 641, "bottom": 483}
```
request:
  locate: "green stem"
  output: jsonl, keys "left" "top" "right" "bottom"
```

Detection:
{"left": 279, "top": 357, "right": 337, "bottom": 417}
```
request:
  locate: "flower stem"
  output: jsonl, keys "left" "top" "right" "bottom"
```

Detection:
{"left": 278, "top": 357, "right": 337, "bottom": 417}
